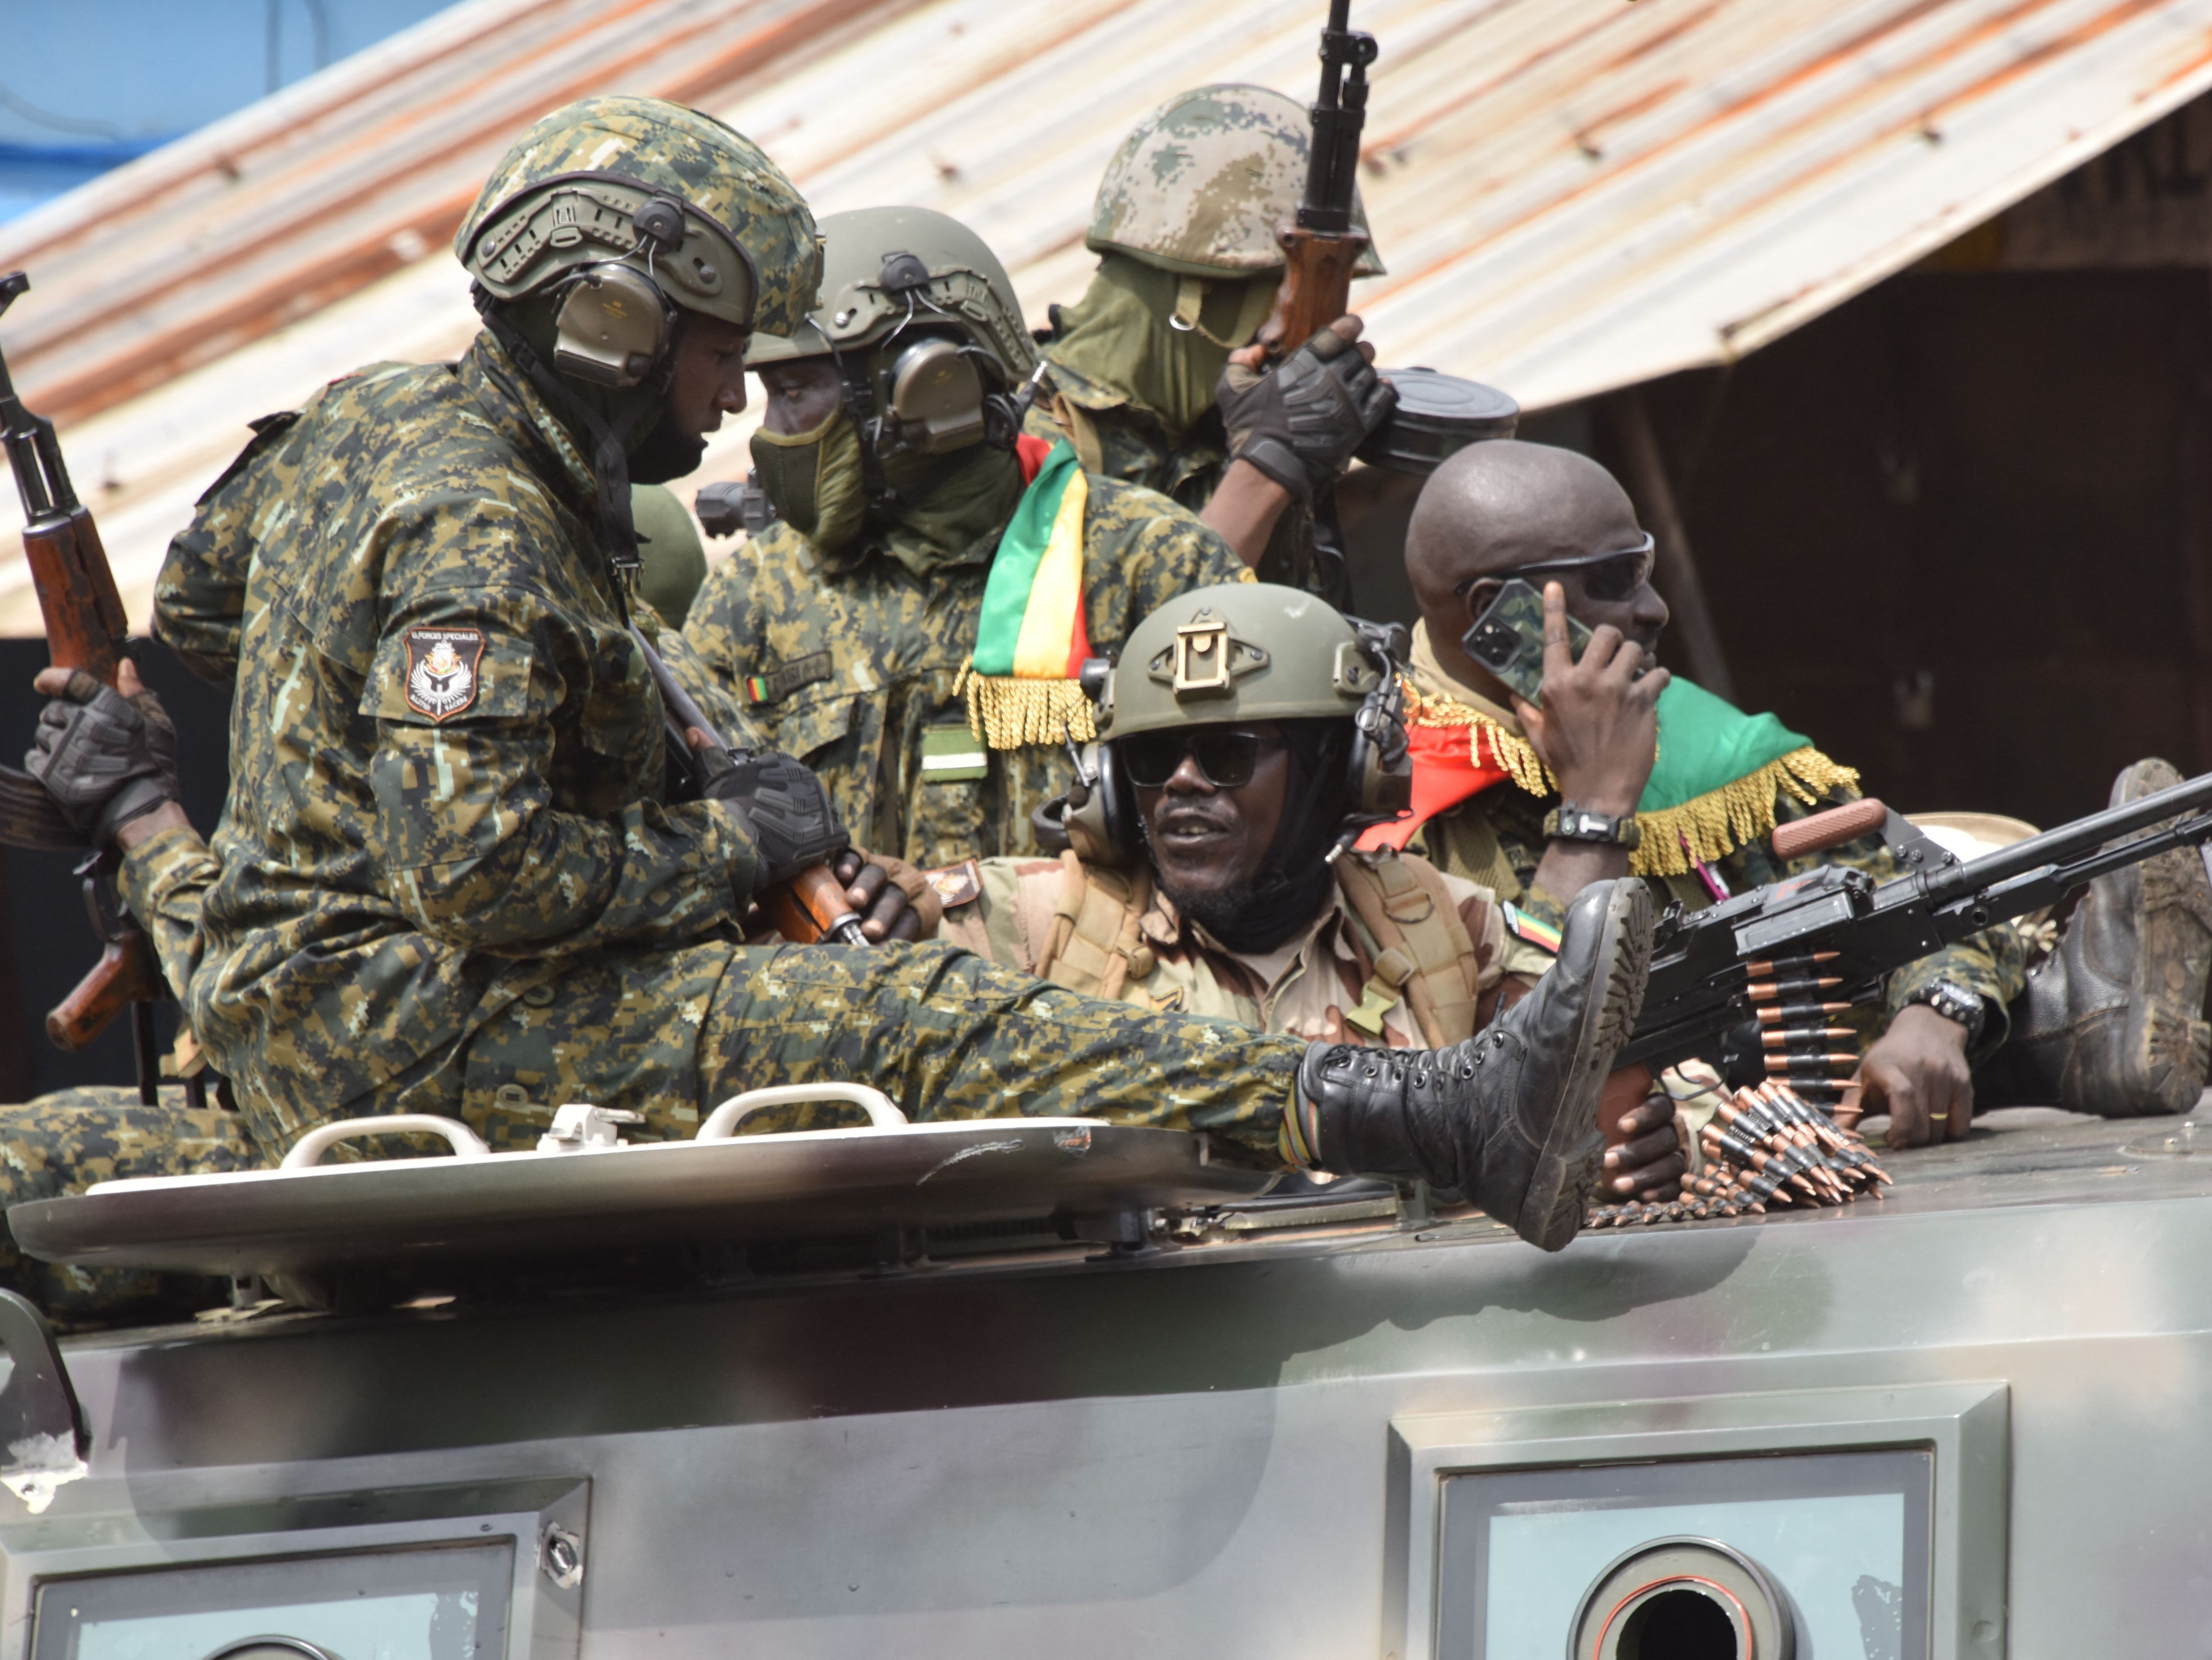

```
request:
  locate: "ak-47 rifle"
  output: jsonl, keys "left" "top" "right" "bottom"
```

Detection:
{"left": 1262, "top": 0, "right": 1379, "bottom": 606}
{"left": 0, "top": 270, "right": 167, "bottom": 1101}
{"left": 1620, "top": 774, "right": 2212, "bottom": 1094}
{"left": 630, "top": 628, "right": 868, "bottom": 948}
{"left": 1264, "top": 0, "right": 1376, "bottom": 360}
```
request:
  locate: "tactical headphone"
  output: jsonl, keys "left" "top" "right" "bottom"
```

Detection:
{"left": 548, "top": 194, "right": 691, "bottom": 389}
{"left": 1057, "top": 619, "right": 1413, "bottom": 866}
{"left": 827, "top": 250, "right": 1027, "bottom": 510}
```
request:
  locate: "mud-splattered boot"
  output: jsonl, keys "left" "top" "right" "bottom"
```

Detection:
{"left": 1289, "top": 879, "right": 1653, "bottom": 1249}
{"left": 1996, "top": 759, "right": 2212, "bottom": 1117}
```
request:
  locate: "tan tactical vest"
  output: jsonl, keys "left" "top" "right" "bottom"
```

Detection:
{"left": 1031, "top": 850, "right": 1483, "bottom": 1047}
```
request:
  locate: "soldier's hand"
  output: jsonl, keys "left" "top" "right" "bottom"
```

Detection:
{"left": 1514, "top": 582, "right": 1667, "bottom": 817}
{"left": 697, "top": 745, "right": 849, "bottom": 892}
{"left": 26, "top": 660, "right": 183, "bottom": 847}
{"left": 1217, "top": 315, "right": 1394, "bottom": 509}
{"left": 1860, "top": 1003, "right": 1974, "bottom": 1148}
{"left": 1603, "top": 1087, "right": 1686, "bottom": 1200}
{"left": 831, "top": 849, "right": 943, "bottom": 943}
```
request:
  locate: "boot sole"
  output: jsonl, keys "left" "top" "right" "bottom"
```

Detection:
{"left": 1520, "top": 882, "right": 1654, "bottom": 1249}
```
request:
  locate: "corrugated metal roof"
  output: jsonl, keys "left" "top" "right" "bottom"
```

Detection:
{"left": 5, "top": 0, "right": 2210, "bottom": 634}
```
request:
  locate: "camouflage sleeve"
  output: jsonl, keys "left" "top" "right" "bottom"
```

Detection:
{"left": 116, "top": 822, "right": 220, "bottom": 1001}
{"left": 1718, "top": 784, "right": 2029, "bottom": 1058}
{"left": 1078, "top": 481, "right": 1245, "bottom": 650}
{"left": 363, "top": 582, "right": 761, "bottom": 954}
{"left": 151, "top": 412, "right": 299, "bottom": 689}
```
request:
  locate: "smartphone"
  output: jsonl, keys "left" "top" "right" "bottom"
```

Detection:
{"left": 1461, "top": 578, "right": 1592, "bottom": 706}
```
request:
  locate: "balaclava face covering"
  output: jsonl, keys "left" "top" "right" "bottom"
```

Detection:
{"left": 750, "top": 403, "right": 867, "bottom": 555}
{"left": 1149, "top": 719, "right": 1353, "bottom": 954}
{"left": 1046, "top": 252, "right": 1279, "bottom": 440}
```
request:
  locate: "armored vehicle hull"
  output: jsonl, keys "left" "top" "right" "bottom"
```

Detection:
{"left": 0, "top": 1108, "right": 2204, "bottom": 1656}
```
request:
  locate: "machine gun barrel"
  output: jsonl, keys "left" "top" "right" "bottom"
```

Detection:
{"left": 1619, "top": 769, "right": 2212, "bottom": 1086}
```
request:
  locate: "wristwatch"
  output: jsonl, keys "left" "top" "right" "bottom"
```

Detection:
{"left": 1902, "top": 978, "right": 1986, "bottom": 1047}
{"left": 1542, "top": 803, "right": 1642, "bottom": 851}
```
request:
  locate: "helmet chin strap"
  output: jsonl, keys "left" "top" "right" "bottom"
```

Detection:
{"left": 473, "top": 282, "right": 682, "bottom": 587}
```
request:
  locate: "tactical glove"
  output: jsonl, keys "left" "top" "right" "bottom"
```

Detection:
{"left": 25, "top": 668, "right": 181, "bottom": 847}
{"left": 1217, "top": 327, "right": 1397, "bottom": 509}
{"left": 697, "top": 747, "right": 851, "bottom": 892}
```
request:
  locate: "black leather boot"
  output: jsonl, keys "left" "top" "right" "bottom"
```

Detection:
{"left": 1291, "top": 878, "right": 1653, "bottom": 1250}
{"left": 1983, "top": 758, "right": 2212, "bottom": 1116}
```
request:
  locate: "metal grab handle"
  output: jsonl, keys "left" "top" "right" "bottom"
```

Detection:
{"left": 696, "top": 1084, "right": 906, "bottom": 1139}
{"left": 281, "top": 1114, "right": 492, "bottom": 1170}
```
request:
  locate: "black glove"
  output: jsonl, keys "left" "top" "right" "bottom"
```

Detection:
{"left": 24, "top": 668, "right": 180, "bottom": 847}
{"left": 697, "top": 747, "right": 850, "bottom": 892}
{"left": 1216, "top": 327, "right": 1397, "bottom": 509}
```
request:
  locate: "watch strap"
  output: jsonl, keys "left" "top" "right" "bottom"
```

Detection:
{"left": 1903, "top": 977, "right": 1987, "bottom": 1046}
{"left": 1542, "top": 803, "right": 1642, "bottom": 850}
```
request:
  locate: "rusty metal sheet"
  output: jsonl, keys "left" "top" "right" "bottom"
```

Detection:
{"left": 5, "top": 0, "right": 2211, "bottom": 633}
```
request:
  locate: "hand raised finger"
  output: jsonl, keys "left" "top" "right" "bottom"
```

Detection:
{"left": 1539, "top": 582, "right": 1577, "bottom": 681}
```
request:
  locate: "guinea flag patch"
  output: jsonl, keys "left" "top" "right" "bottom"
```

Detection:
{"left": 404, "top": 627, "right": 485, "bottom": 722}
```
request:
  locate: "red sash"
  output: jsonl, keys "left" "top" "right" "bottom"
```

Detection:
{"left": 1359, "top": 720, "right": 1513, "bottom": 851}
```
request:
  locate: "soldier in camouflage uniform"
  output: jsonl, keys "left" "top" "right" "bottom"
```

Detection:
{"left": 1027, "top": 86, "right": 1394, "bottom": 582}
{"left": 2, "top": 98, "right": 1665, "bottom": 1301}
{"left": 1388, "top": 440, "right": 2212, "bottom": 1147}
{"left": 683, "top": 206, "right": 1254, "bottom": 870}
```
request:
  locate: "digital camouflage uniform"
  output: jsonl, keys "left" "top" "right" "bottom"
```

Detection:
{"left": 1398, "top": 627, "right": 2027, "bottom": 1061}
{"left": 682, "top": 486, "right": 1247, "bottom": 872}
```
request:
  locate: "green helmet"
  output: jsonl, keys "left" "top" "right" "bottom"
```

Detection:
{"left": 1087, "top": 86, "right": 1385, "bottom": 280}
{"left": 1097, "top": 582, "right": 1390, "bottom": 740}
{"left": 456, "top": 95, "right": 822, "bottom": 338}
{"left": 748, "top": 205, "right": 1037, "bottom": 455}
{"left": 629, "top": 484, "right": 707, "bottom": 628}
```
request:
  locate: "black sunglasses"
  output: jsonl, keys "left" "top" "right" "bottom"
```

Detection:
{"left": 1119, "top": 728, "right": 1281, "bottom": 790}
{"left": 1455, "top": 532, "right": 1657, "bottom": 606}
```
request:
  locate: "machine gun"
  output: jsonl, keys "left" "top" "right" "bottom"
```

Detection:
{"left": 0, "top": 270, "right": 166, "bottom": 1100}
{"left": 1619, "top": 772, "right": 2212, "bottom": 1091}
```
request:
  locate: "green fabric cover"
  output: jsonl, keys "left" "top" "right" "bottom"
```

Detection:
{"left": 1639, "top": 676, "right": 1813, "bottom": 814}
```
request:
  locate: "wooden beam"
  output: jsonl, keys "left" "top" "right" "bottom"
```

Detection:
{"left": 1611, "top": 387, "right": 1736, "bottom": 703}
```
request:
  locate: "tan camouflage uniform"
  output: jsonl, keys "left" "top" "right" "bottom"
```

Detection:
{"left": 682, "top": 481, "right": 1248, "bottom": 871}
{"left": 944, "top": 851, "right": 1512, "bottom": 1045}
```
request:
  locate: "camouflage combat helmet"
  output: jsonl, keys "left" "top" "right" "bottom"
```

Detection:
{"left": 1097, "top": 582, "right": 1391, "bottom": 740}
{"left": 749, "top": 205, "right": 1037, "bottom": 456}
{"left": 748, "top": 206, "right": 1035, "bottom": 371}
{"left": 1086, "top": 85, "right": 1384, "bottom": 279}
{"left": 456, "top": 95, "right": 823, "bottom": 338}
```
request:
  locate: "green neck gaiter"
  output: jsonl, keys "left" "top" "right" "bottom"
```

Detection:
{"left": 1047, "top": 253, "right": 1276, "bottom": 440}
{"left": 877, "top": 444, "right": 1027, "bottom": 578}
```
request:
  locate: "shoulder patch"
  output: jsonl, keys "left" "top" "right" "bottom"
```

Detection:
{"left": 1500, "top": 900, "right": 1562, "bottom": 954}
{"left": 742, "top": 650, "right": 833, "bottom": 705}
{"left": 924, "top": 858, "right": 984, "bottom": 910}
{"left": 404, "top": 626, "right": 486, "bottom": 722}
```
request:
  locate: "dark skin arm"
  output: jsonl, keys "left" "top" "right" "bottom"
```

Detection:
{"left": 1858, "top": 1003, "right": 1973, "bottom": 1149}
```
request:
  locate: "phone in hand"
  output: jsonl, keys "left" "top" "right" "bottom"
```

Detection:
{"left": 1461, "top": 578, "right": 1592, "bottom": 706}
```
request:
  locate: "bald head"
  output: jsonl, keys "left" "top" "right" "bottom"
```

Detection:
{"left": 1404, "top": 440, "right": 1668, "bottom": 693}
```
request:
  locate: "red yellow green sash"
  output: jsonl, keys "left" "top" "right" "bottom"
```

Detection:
{"left": 959, "top": 437, "right": 1097, "bottom": 749}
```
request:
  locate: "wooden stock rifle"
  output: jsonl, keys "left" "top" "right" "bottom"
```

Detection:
{"left": 1261, "top": 0, "right": 1379, "bottom": 605}
{"left": 0, "top": 270, "right": 166, "bottom": 1101}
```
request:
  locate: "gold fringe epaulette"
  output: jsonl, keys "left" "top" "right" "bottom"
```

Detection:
{"left": 1397, "top": 677, "right": 1860, "bottom": 879}
{"left": 1630, "top": 747, "right": 1861, "bottom": 878}
{"left": 1400, "top": 678, "right": 1555, "bottom": 795}
{"left": 957, "top": 659, "right": 1098, "bottom": 751}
